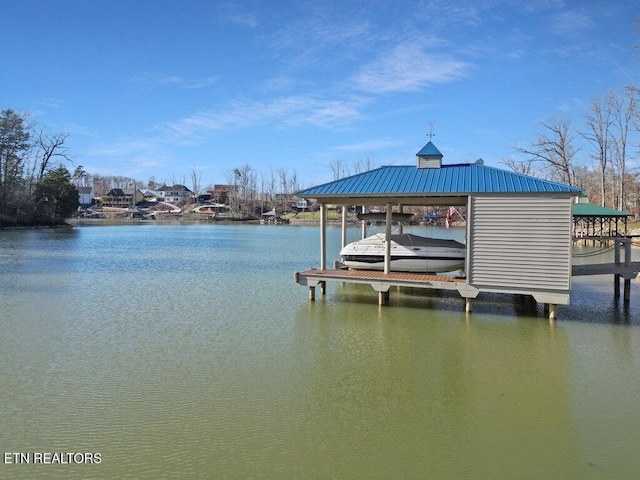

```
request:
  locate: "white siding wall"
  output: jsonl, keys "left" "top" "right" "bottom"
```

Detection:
{"left": 468, "top": 195, "right": 573, "bottom": 296}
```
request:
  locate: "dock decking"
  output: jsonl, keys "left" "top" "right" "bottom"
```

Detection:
{"left": 295, "top": 253, "right": 640, "bottom": 318}
{"left": 294, "top": 268, "right": 477, "bottom": 309}
{"left": 295, "top": 268, "right": 465, "bottom": 289}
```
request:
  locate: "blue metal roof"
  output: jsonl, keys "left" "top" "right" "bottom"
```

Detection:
{"left": 297, "top": 163, "right": 582, "bottom": 197}
{"left": 416, "top": 141, "right": 442, "bottom": 157}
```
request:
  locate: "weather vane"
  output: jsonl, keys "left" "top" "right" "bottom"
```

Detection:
{"left": 427, "top": 122, "right": 435, "bottom": 140}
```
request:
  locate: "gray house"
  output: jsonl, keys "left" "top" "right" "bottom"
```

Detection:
{"left": 294, "top": 141, "right": 582, "bottom": 318}
{"left": 77, "top": 186, "right": 94, "bottom": 207}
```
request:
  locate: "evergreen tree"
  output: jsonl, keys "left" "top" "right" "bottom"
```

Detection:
{"left": 34, "top": 166, "right": 79, "bottom": 223}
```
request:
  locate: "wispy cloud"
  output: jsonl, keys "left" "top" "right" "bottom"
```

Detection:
{"left": 132, "top": 73, "right": 184, "bottom": 85}
{"left": 351, "top": 39, "right": 472, "bottom": 93}
{"left": 159, "top": 95, "right": 370, "bottom": 144}
{"left": 132, "top": 73, "right": 218, "bottom": 89}
{"left": 217, "top": 2, "right": 259, "bottom": 29}
{"left": 549, "top": 9, "right": 594, "bottom": 37}
{"left": 33, "top": 98, "right": 64, "bottom": 108}
{"left": 184, "top": 76, "right": 219, "bottom": 89}
{"left": 332, "top": 139, "right": 401, "bottom": 152}
{"left": 83, "top": 139, "right": 171, "bottom": 178}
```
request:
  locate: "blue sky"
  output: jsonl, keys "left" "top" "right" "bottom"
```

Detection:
{"left": 2, "top": 0, "right": 639, "bottom": 190}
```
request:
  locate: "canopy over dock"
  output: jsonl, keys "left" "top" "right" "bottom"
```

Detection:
{"left": 572, "top": 202, "right": 633, "bottom": 241}
{"left": 293, "top": 140, "right": 637, "bottom": 319}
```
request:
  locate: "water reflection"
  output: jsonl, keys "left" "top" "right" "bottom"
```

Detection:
{"left": 294, "top": 300, "right": 583, "bottom": 478}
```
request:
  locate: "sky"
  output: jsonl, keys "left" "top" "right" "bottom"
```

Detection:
{"left": 2, "top": 0, "right": 640, "bottom": 190}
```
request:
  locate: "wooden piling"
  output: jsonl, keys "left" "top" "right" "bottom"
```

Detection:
{"left": 465, "top": 298, "right": 472, "bottom": 313}
{"left": 378, "top": 291, "right": 389, "bottom": 306}
{"left": 624, "top": 238, "right": 631, "bottom": 303}
{"left": 614, "top": 240, "right": 621, "bottom": 297}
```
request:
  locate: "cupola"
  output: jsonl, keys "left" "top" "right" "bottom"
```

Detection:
{"left": 416, "top": 141, "right": 443, "bottom": 168}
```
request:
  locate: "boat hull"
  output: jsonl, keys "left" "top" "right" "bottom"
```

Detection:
{"left": 340, "top": 233, "right": 466, "bottom": 273}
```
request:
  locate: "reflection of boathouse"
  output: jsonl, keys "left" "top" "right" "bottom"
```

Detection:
{"left": 294, "top": 141, "right": 586, "bottom": 319}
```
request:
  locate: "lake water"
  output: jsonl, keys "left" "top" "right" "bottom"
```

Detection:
{"left": 1, "top": 223, "right": 639, "bottom": 479}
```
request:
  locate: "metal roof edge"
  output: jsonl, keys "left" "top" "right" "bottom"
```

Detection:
{"left": 295, "top": 166, "right": 388, "bottom": 196}
{"left": 297, "top": 162, "right": 583, "bottom": 196}
{"left": 470, "top": 162, "right": 583, "bottom": 193}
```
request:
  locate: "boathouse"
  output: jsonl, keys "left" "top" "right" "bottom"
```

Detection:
{"left": 294, "top": 141, "right": 584, "bottom": 319}
{"left": 572, "top": 201, "right": 633, "bottom": 242}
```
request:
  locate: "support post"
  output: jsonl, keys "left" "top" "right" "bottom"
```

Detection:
{"left": 341, "top": 205, "right": 347, "bottom": 249}
{"left": 309, "top": 286, "right": 315, "bottom": 301}
{"left": 320, "top": 281, "right": 326, "bottom": 296}
{"left": 465, "top": 298, "right": 472, "bottom": 314}
{"left": 361, "top": 205, "right": 366, "bottom": 239}
{"left": 614, "top": 238, "right": 621, "bottom": 298}
{"left": 548, "top": 304, "right": 557, "bottom": 320}
{"left": 384, "top": 204, "right": 393, "bottom": 274}
{"left": 320, "top": 203, "right": 327, "bottom": 270}
{"left": 379, "top": 291, "right": 389, "bottom": 306}
{"left": 624, "top": 238, "right": 631, "bottom": 303}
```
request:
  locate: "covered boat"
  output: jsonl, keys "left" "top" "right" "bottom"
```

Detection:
{"left": 340, "top": 233, "right": 466, "bottom": 273}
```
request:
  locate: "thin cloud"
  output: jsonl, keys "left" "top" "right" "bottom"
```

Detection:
{"left": 333, "top": 139, "right": 401, "bottom": 152}
{"left": 549, "top": 9, "right": 595, "bottom": 37}
{"left": 217, "top": 2, "right": 259, "bottom": 29}
{"left": 159, "top": 95, "right": 370, "bottom": 143}
{"left": 133, "top": 73, "right": 184, "bottom": 85}
{"left": 351, "top": 40, "right": 471, "bottom": 93}
{"left": 184, "top": 76, "right": 219, "bottom": 89}
{"left": 132, "top": 73, "right": 217, "bottom": 89}
{"left": 33, "top": 98, "right": 63, "bottom": 108}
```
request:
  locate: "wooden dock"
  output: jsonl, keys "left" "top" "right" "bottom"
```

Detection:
{"left": 572, "top": 262, "right": 640, "bottom": 277}
{"left": 572, "top": 238, "right": 639, "bottom": 301}
{"left": 295, "top": 268, "right": 479, "bottom": 311}
{"left": 295, "top": 243, "right": 639, "bottom": 318}
{"left": 295, "top": 269, "right": 464, "bottom": 292}
{"left": 294, "top": 238, "right": 639, "bottom": 319}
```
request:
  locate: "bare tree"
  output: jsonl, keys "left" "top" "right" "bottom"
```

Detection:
{"left": 288, "top": 168, "right": 299, "bottom": 194}
{"left": 226, "top": 165, "right": 256, "bottom": 216}
{"left": 582, "top": 92, "right": 615, "bottom": 206}
{"left": 329, "top": 158, "right": 350, "bottom": 180}
{"left": 0, "top": 110, "right": 32, "bottom": 214}
{"left": 34, "top": 129, "right": 71, "bottom": 182}
{"left": 515, "top": 118, "right": 579, "bottom": 186}
{"left": 190, "top": 167, "right": 202, "bottom": 200}
{"left": 265, "top": 167, "right": 277, "bottom": 207}
{"left": 609, "top": 85, "right": 639, "bottom": 210}
{"left": 500, "top": 156, "right": 536, "bottom": 176}
{"left": 353, "top": 156, "right": 374, "bottom": 174}
{"left": 147, "top": 176, "right": 158, "bottom": 190}
{"left": 277, "top": 168, "right": 288, "bottom": 211}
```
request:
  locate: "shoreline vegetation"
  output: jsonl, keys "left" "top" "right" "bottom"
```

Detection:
{"left": 3, "top": 212, "right": 638, "bottom": 237}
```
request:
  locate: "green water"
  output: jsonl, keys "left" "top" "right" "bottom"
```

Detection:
{"left": 1, "top": 224, "right": 639, "bottom": 479}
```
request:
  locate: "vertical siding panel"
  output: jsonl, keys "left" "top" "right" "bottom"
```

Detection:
{"left": 469, "top": 195, "right": 572, "bottom": 292}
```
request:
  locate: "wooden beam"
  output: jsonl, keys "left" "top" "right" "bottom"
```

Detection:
{"left": 572, "top": 262, "right": 640, "bottom": 277}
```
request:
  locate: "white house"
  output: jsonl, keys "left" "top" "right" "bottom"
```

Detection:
{"left": 154, "top": 185, "right": 193, "bottom": 204}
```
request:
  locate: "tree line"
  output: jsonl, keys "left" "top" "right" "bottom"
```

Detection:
{"left": 0, "top": 109, "right": 78, "bottom": 226}
{"left": 503, "top": 85, "right": 640, "bottom": 215}
{"left": 3, "top": 83, "right": 640, "bottom": 227}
